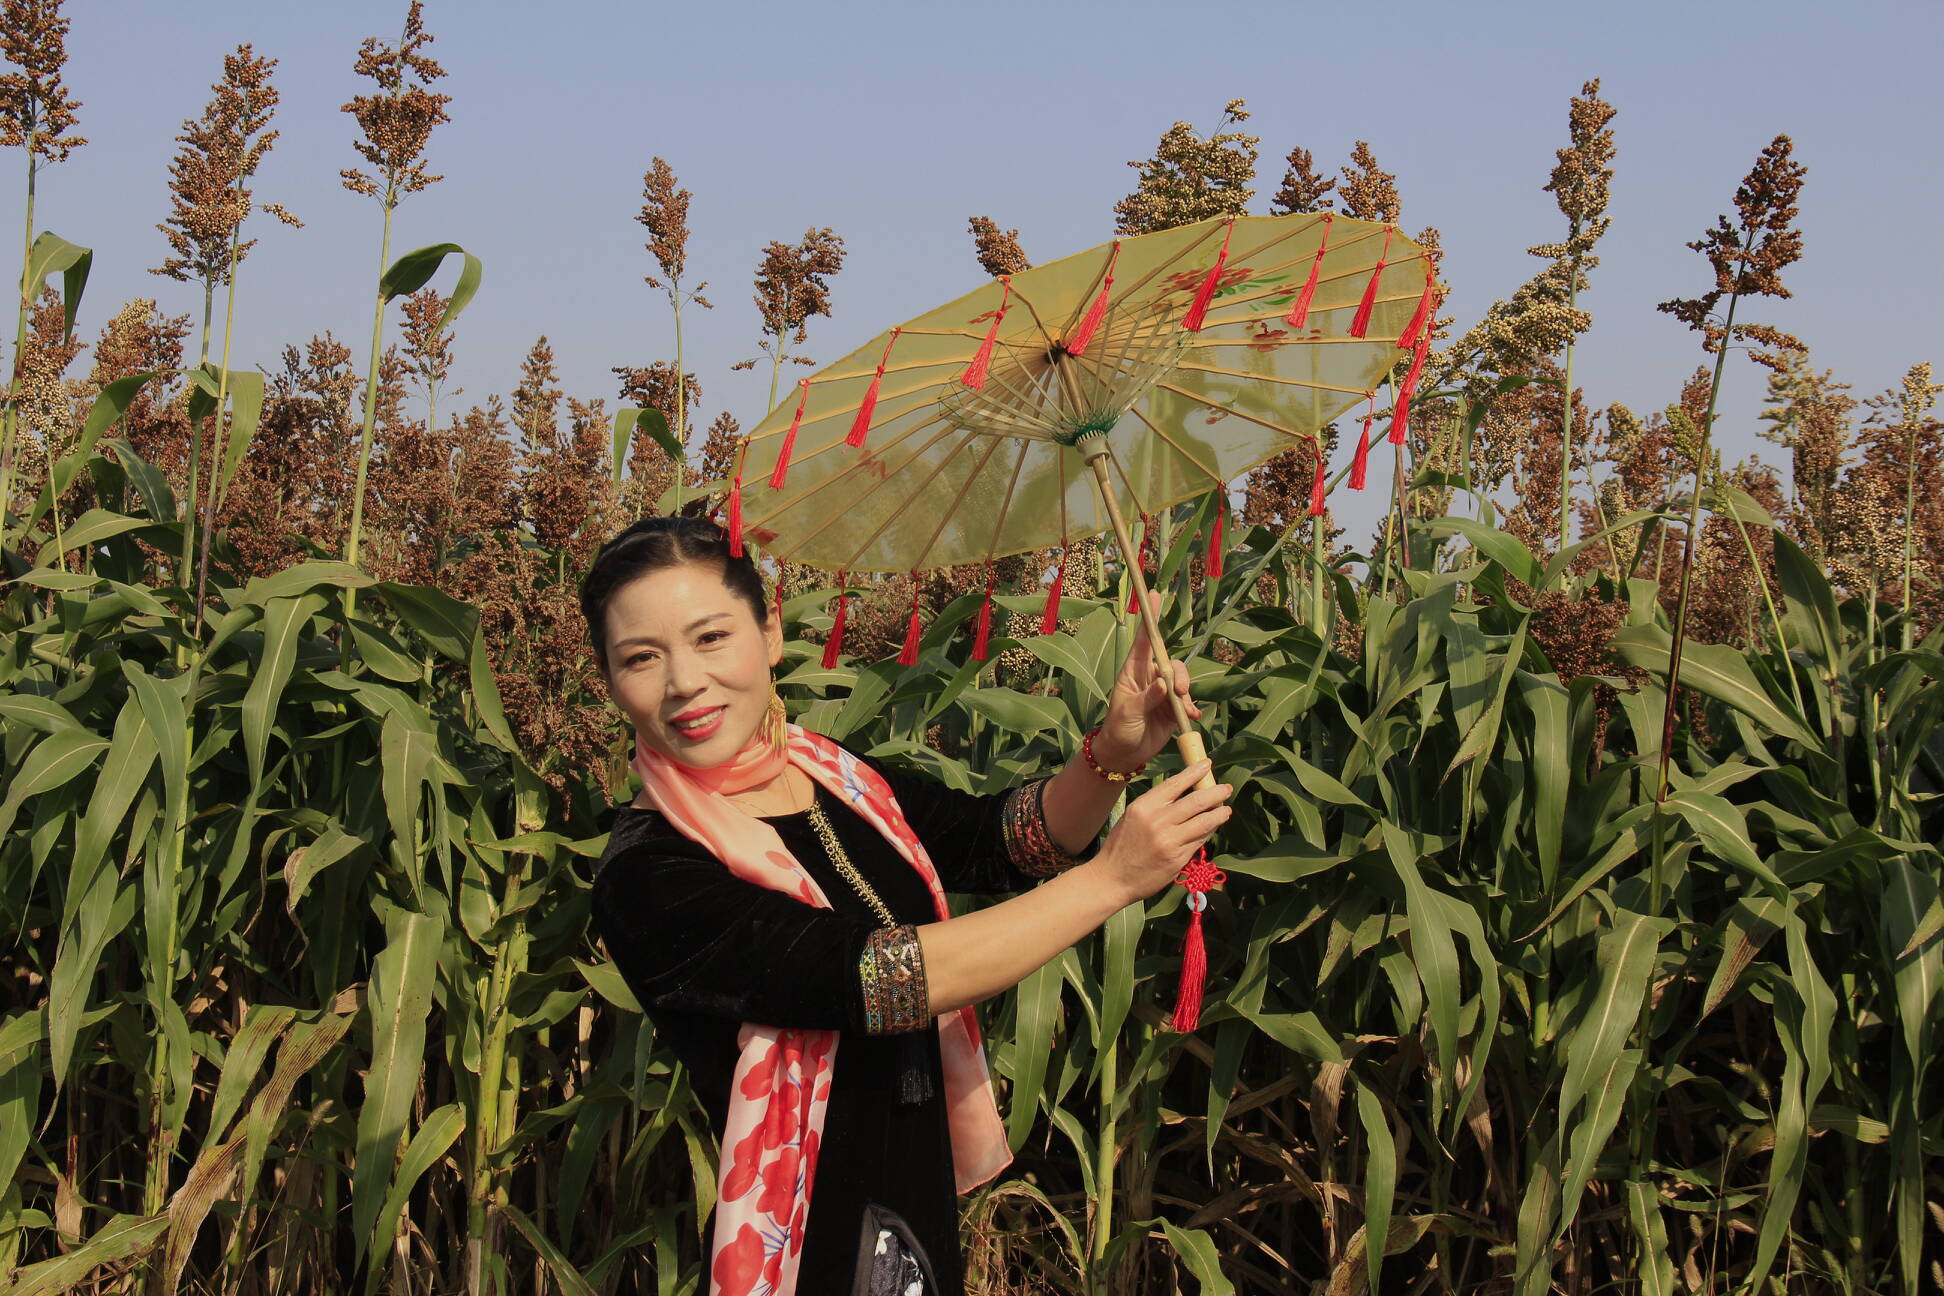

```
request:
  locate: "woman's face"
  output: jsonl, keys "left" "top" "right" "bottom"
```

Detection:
{"left": 600, "top": 560, "right": 783, "bottom": 768}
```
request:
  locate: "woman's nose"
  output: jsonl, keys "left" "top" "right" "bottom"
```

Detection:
{"left": 662, "top": 648, "right": 704, "bottom": 695}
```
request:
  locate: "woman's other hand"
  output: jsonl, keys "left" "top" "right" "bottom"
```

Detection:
{"left": 1094, "top": 590, "right": 1199, "bottom": 773}
{"left": 1094, "top": 761, "right": 1231, "bottom": 904}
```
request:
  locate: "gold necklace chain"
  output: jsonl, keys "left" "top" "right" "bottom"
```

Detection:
{"left": 804, "top": 799, "right": 899, "bottom": 929}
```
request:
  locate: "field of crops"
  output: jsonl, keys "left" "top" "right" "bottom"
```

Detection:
{"left": 1, "top": 3, "right": 1940, "bottom": 1294}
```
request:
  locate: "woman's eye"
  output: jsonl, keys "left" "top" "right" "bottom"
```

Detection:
{"left": 699, "top": 631, "right": 728, "bottom": 646}
{"left": 627, "top": 652, "right": 657, "bottom": 668}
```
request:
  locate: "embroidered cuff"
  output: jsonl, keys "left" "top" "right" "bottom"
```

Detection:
{"left": 1001, "top": 777, "right": 1090, "bottom": 879}
{"left": 858, "top": 924, "right": 932, "bottom": 1036}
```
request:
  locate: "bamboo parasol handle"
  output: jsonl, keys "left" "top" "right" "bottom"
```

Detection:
{"left": 1079, "top": 439, "right": 1218, "bottom": 792}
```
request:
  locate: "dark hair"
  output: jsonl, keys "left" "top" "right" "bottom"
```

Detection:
{"left": 579, "top": 517, "right": 770, "bottom": 670}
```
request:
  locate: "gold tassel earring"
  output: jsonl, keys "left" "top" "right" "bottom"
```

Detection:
{"left": 764, "top": 687, "right": 788, "bottom": 755}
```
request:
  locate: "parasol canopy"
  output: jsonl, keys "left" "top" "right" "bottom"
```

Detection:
{"left": 729, "top": 212, "right": 1436, "bottom": 574}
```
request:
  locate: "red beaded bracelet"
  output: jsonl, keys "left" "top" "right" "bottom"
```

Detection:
{"left": 1081, "top": 726, "right": 1146, "bottom": 783}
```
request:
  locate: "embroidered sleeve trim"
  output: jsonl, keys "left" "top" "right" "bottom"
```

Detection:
{"left": 858, "top": 924, "right": 932, "bottom": 1035}
{"left": 1001, "top": 776, "right": 1090, "bottom": 879}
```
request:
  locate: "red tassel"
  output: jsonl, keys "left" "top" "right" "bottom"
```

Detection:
{"left": 1207, "top": 505, "right": 1225, "bottom": 579}
{"left": 1350, "top": 393, "right": 1375, "bottom": 490}
{"left": 846, "top": 329, "right": 900, "bottom": 449}
{"left": 961, "top": 279, "right": 1011, "bottom": 389}
{"left": 726, "top": 470, "right": 745, "bottom": 557}
{"left": 822, "top": 578, "right": 849, "bottom": 669}
{"left": 1169, "top": 850, "right": 1224, "bottom": 1033}
{"left": 1170, "top": 905, "right": 1208, "bottom": 1033}
{"left": 1127, "top": 514, "right": 1153, "bottom": 613}
{"left": 1308, "top": 441, "right": 1328, "bottom": 516}
{"left": 1391, "top": 330, "right": 1429, "bottom": 446}
{"left": 1403, "top": 328, "right": 1430, "bottom": 393}
{"left": 1180, "top": 219, "right": 1235, "bottom": 333}
{"left": 971, "top": 566, "right": 996, "bottom": 661}
{"left": 1286, "top": 213, "right": 1331, "bottom": 328}
{"left": 1349, "top": 226, "right": 1393, "bottom": 339}
{"left": 769, "top": 380, "right": 810, "bottom": 489}
{"left": 897, "top": 576, "right": 923, "bottom": 666}
{"left": 1041, "top": 544, "right": 1066, "bottom": 634}
{"left": 1398, "top": 266, "right": 1438, "bottom": 351}
{"left": 1067, "top": 243, "right": 1120, "bottom": 355}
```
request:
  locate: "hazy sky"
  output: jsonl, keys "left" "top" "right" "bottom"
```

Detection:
{"left": 28, "top": 0, "right": 1944, "bottom": 540}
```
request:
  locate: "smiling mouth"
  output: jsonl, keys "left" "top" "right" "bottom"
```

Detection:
{"left": 671, "top": 707, "right": 725, "bottom": 734}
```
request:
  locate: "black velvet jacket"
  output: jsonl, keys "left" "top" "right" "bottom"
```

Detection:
{"left": 590, "top": 750, "right": 1087, "bottom": 1294}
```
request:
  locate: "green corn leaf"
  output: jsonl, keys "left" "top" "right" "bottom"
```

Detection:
{"left": 238, "top": 559, "right": 373, "bottom": 605}
{"left": 1379, "top": 823, "right": 1460, "bottom": 1106}
{"left": 365, "top": 1103, "right": 466, "bottom": 1292}
{"left": 1659, "top": 791, "right": 1785, "bottom": 892}
{"left": 1421, "top": 515, "right": 1542, "bottom": 586}
{"left": 1095, "top": 898, "right": 1141, "bottom": 1062}
{"left": 211, "top": 369, "right": 265, "bottom": 505}
{"left": 1747, "top": 906, "right": 1837, "bottom": 1289}
{"left": 378, "top": 243, "right": 483, "bottom": 332}
{"left": 39, "top": 506, "right": 151, "bottom": 559}
{"left": 1626, "top": 1179, "right": 1678, "bottom": 1296}
{"left": 1354, "top": 1080, "right": 1397, "bottom": 1294}
{"left": 1005, "top": 958, "right": 1062, "bottom": 1154}
{"left": 1235, "top": 1005, "right": 1344, "bottom": 1063}
{"left": 960, "top": 686, "right": 1074, "bottom": 739}
{"left": 351, "top": 911, "right": 442, "bottom": 1261}
{"left": 1611, "top": 624, "right": 1818, "bottom": 747}
{"left": 242, "top": 594, "right": 325, "bottom": 793}
{"left": 1516, "top": 672, "right": 1568, "bottom": 890}
{"left": 1155, "top": 1219, "right": 1233, "bottom": 1294}
{"left": 574, "top": 957, "right": 642, "bottom": 1013}
{"left": 1556, "top": 1047, "right": 1639, "bottom": 1238}
{"left": 1770, "top": 532, "right": 1842, "bottom": 676}
{"left": 377, "top": 580, "right": 478, "bottom": 661}
{"left": 0, "top": 695, "right": 83, "bottom": 735}
{"left": 0, "top": 1012, "right": 44, "bottom": 1191}
{"left": 0, "top": 728, "right": 109, "bottom": 852}
{"left": 612, "top": 406, "right": 677, "bottom": 472}
{"left": 25, "top": 229, "right": 92, "bottom": 340}
{"left": 1555, "top": 908, "right": 1657, "bottom": 1189}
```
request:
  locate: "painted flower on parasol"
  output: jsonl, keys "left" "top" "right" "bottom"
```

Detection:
{"left": 724, "top": 212, "right": 1437, "bottom": 1026}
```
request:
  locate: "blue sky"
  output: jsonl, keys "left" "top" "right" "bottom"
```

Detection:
{"left": 29, "top": 0, "right": 1944, "bottom": 540}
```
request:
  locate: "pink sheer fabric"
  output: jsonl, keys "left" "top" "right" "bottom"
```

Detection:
{"left": 631, "top": 726, "right": 1011, "bottom": 1296}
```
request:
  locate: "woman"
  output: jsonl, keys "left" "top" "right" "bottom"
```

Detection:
{"left": 582, "top": 517, "right": 1232, "bottom": 1296}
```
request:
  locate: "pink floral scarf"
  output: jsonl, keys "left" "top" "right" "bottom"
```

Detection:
{"left": 632, "top": 725, "right": 1011, "bottom": 1296}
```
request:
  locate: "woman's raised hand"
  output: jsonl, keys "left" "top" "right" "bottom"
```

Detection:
{"left": 1095, "top": 761, "right": 1232, "bottom": 904}
{"left": 1094, "top": 590, "right": 1199, "bottom": 773}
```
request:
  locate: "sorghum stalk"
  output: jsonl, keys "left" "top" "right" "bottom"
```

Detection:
{"left": 1310, "top": 514, "right": 1327, "bottom": 631}
{"left": 1655, "top": 289, "right": 1737, "bottom": 802}
{"left": 1897, "top": 368, "right": 1931, "bottom": 650}
{"left": 1090, "top": 1032, "right": 1117, "bottom": 1288}
{"left": 344, "top": 194, "right": 393, "bottom": 578}
{"left": 1557, "top": 262, "right": 1580, "bottom": 550}
{"left": 190, "top": 152, "right": 252, "bottom": 628}
{"left": 0, "top": 135, "right": 33, "bottom": 530}
{"left": 669, "top": 286, "right": 685, "bottom": 513}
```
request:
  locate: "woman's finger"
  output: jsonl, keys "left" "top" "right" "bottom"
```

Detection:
{"left": 1163, "top": 783, "right": 1233, "bottom": 823}
{"left": 1149, "top": 759, "right": 1213, "bottom": 801}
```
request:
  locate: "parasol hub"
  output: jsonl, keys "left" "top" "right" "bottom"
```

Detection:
{"left": 1073, "top": 427, "right": 1115, "bottom": 462}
